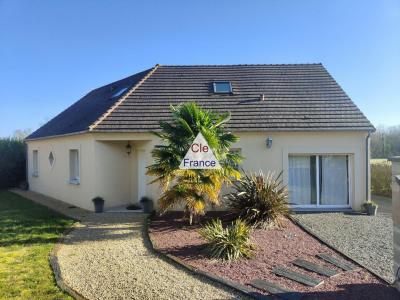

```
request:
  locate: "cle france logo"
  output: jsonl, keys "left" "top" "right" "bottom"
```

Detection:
{"left": 179, "top": 132, "right": 221, "bottom": 169}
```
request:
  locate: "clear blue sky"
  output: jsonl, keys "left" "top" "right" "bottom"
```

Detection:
{"left": 1, "top": 0, "right": 399, "bottom": 137}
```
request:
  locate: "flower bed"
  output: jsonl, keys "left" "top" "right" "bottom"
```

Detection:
{"left": 149, "top": 212, "right": 399, "bottom": 300}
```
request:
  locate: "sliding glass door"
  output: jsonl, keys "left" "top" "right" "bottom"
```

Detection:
{"left": 289, "top": 154, "right": 350, "bottom": 207}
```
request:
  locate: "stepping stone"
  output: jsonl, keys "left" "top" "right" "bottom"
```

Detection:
{"left": 250, "top": 279, "right": 302, "bottom": 300}
{"left": 316, "top": 253, "right": 355, "bottom": 271}
{"left": 273, "top": 267, "right": 324, "bottom": 287}
{"left": 292, "top": 259, "right": 339, "bottom": 277}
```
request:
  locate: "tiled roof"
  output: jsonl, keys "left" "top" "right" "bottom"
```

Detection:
{"left": 26, "top": 69, "right": 151, "bottom": 140}
{"left": 27, "top": 64, "right": 374, "bottom": 140}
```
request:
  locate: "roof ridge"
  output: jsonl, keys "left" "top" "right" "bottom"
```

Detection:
{"left": 88, "top": 64, "right": 160, "bottom": 131}
{"left": 158, "top": 63, "right": 323, "bottom": 67}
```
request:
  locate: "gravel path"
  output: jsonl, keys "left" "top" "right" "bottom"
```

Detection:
{"left": 292, "top": 212, "right": 394, "bottom": 283}
{"left": 56, "top": 213, "right": 248, "bottom": 300}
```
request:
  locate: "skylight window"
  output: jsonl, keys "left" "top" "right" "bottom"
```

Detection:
{"left": 213, "top": 81, "right": 232, "bottom": 93}
{"left": 111, "top": 87, "right": 129, "bottom": 98}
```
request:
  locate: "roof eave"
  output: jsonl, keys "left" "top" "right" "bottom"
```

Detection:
{"left": 24, "top": 130, "right": 89, "bottom": 142}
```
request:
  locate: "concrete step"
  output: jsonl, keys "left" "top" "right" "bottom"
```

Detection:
{"left": 316, "top": 253, "right": 356, "bottom": 271}
{"left": 250, "top": 279, "right": 302, "bottom": 300}
{"left": 292, "top": 259, "right": 339, "bottom": 277}
{"left": 273, "top": 267, "right": 324, "bottom": 287}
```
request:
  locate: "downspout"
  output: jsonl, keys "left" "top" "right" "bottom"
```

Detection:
{"left": 366, "top": 131, "right": 371, "bottom": 201}
{"left": 24, "top": 141, "right": 28, "bottom": 189}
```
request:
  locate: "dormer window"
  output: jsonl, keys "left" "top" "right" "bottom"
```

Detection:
{"left": 110, "top": 87, "right": 129, "bottom": 99}
{"left": 213, "top": 81, "right": 232, "bottom": 93}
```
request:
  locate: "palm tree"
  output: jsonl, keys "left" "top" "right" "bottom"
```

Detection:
{"left": 147, "top": 102, "right": 242, "bottom": 224}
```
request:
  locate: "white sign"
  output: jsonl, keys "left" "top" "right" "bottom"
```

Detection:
{"left": 179, "top": 132, "right": 221, "bottom": 169}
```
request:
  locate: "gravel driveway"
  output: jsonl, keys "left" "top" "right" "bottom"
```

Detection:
{"left": 292, "top": 212, "right": 394, "bottom": 283}
{"left": 56, "top": 213, "right": 248, "bottom": 300}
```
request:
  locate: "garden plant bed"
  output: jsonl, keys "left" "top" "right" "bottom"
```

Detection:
{"left": 149, "top": 212, "right": 399, "bottom": 300}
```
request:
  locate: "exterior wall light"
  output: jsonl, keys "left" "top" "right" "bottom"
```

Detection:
{"left": 126, "top": 142, "right": 132, "bottom": 155}
{"left": 266, "top": 137, "right": 273, "bottom": 149}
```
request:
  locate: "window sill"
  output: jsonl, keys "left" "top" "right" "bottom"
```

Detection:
{"left": 32, "top": 173, "right": 39, "bottom": 177}
{"left": 69, "top": 179, "right": 80, "bottom": 185}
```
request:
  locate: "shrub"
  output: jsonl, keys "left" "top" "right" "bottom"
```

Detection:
{"left": 362, "top": 200, "right": 378, "bottom": 211}
{"left": 0, "top": 138, "right": 26, "bottom": 189}
{"left": 92, "top": 197, "right": 105, "bottom": 205}
{"left": 225, "top": 171, "right": 289, "bottom": 228}
{"left": 371, "top": 160, "right": 391, "bottom": 197}
{"left": 199, "top": 218, "right": 254, "bottom": 261}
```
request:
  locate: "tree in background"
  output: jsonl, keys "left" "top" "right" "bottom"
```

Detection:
{"left": 12, "top": 129, "right": 32, "bottom": 140}
{"left": 0, "top": 129, "right": 30, "bottom": 189}
{"left": 0, "top": 138, "right": 26, "bottom": 188}
{"left": 371, "top": 125, "right": 400, "bottom": 158}
{"left": 147, "top": 103, "right": 242, "bottom": 224}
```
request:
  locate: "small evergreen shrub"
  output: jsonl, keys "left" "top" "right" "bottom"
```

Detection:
{"left": 199, "top": 218, "right": 254, "bottom": 261}
{"left": 225, "top": 171, "right": 289, "bottom": 228}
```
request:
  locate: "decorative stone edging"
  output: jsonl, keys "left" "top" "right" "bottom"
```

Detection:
{"left": 144, "top": 216, "right": 272, "bottom": 300}
{"left": 289, "top": 215, "right": 393, "bottom": 285}
{"left": 49, "top": 223, "right": 88, "bottom": 300}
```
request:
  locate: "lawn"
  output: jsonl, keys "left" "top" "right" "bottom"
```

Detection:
{"left": 0, "top": 190, "right": 74, "bottom": 299}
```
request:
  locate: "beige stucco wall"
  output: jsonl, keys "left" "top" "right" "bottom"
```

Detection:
{"left": 27, "top": 130, "right": 369, "bottom": 211}
{"left": 234, "top": 131, "right": 368, "bottom": 210}
{"left": 27, "top": 134, "right": 96, "bottom": 210}
{"left": 93, "top": 141, "right": 132, "bottom": 209}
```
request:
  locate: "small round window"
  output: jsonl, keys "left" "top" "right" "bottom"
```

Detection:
{"left": 48, "top": 151, "right": 55, "bottom": 167}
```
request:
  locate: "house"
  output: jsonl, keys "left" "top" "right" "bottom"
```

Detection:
{"left": 25, "top": 64, "right": 375, "bottom": 211}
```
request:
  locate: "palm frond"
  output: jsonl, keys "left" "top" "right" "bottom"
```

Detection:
{"left": 147, "top": 102, "right": 243, "bottom": 223}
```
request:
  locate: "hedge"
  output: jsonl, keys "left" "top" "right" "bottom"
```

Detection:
{"left": 371, "top": 159, "right": 392, "bottom": 197}
{"left": 0, "top": 138, "right": 26, "bottom": 188}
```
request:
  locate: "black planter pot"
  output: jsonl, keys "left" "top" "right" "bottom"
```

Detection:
{"left": 141, "top": 200, "right": 154, "bottom": 213}
{"left": 94, "top": 202, "right": 104, "bottom": 213}
{"left": 367, "top": 205, "right": 378, "bottom": 216}
{"left": 92, "top": 197, "right": 105, "bottom": 213}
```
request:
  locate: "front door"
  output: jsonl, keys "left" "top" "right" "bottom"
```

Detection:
{"left": 137, "top": 149, "right": 147, "bottom": 202}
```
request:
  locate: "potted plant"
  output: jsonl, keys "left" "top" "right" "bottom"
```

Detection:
{"left": 140, "top": 196, "right": 154, "bottom": 213}
{"left": 92, "top": 197, "right": 105, "bottom": 213}
{"left": 363, "top": 200, "right": 378, "bottom": 216}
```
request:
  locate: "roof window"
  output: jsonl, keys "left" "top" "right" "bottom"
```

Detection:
{"left": 213, "top": 81, "right": 232, "bottom": 93}
{"left": 111, "top": 87, "right": 129, "bottom": 99}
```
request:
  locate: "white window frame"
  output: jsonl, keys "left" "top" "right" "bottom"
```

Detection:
{"left": 48, "top": 151, "right": 55, "bottom": 169}
{"left": 32, "top": 149, "right": 39, "bottom": 177}
{"left": 287, "top": 153, "right": 353, "bottom": 209}
{"left": 69, "top": 149, "right": 80, "bottom": 185}
{"left": 213, "top": 81, "right": 232, "bottom": 93}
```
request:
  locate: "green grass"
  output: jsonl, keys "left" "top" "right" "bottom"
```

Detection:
{"left": 0, "top": 190, "right": 74, "bottom": 299}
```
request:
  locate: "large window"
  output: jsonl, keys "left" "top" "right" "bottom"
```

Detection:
{"left": 32, "top": 150, "right": 39, "bottom": 177}
{"left": 289, "top": 155, "right": 349, "bottom": 207}
{"left": 69, "top": 149, "right": 80, "bottom": 184}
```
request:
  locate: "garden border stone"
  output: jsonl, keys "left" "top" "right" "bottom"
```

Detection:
{"left": 145, "top": 216, "right": 273, "bottom": 300}
{"left": 49, "top": 223, "right": 88, "bottom": 300}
